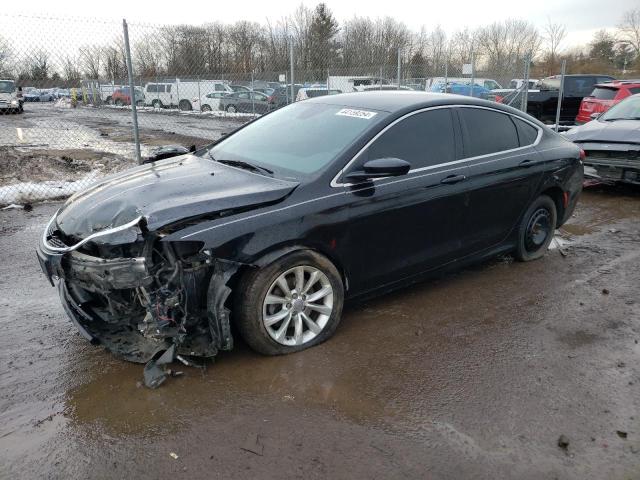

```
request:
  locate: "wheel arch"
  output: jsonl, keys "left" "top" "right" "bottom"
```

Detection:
{"left": 540, "top": 186, "right": 565, "bottom": 228}
{"left": 240, "top": 243, "right": 350, "bottom": 294}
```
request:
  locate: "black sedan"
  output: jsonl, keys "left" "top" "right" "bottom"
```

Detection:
{"left": 37, "top": 92, "right": 583, "bottom": 371}
{"left": 564, "top": 94, "right": 640, "bottom": 185}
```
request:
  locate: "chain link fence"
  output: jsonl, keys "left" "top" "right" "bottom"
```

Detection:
{"left": 1, "top": 14, "right": 533, "bottom": 206}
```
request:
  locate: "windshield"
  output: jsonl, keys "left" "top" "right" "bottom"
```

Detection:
{"left": 0, "top": 80, "right": 15, "bottom": 94}
{"left": 208, "top": 102, "right": 385, "bottom": 179}
{"left": 600, "top": 95, "right": 640, "bottom": 121}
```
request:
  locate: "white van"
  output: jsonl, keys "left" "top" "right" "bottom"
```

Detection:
{"left": 144, "top": 80, "right": 232, "bottom": 110}
{"left": 0, "top": 79, "right": 22, "bottom": 113}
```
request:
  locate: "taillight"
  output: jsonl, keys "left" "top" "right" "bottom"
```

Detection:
{"left": 267, "top": 95, "right": 275, "bottom": 103}
{"left": 495, "top": 95, "right": 504, "bottom": 103}
{"left": 579, "top": 148, "right": 586, "bottom": 161}
{"left": 563, "top": 191, "right": 570, "bottom": 208}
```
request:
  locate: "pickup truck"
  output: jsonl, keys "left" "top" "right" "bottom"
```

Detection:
{"left": 501, "top": 74, "right": 616, "bottom": 124}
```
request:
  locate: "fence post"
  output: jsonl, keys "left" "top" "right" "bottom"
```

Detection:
{"left": 444, "top": 55, "right": 448, "bottom": 93}
{"left": 521, "top": 52, "right": 531, "bottom": 112}
{"left": 470, "top": 51, "right": 475, "bottom": 98}
{"left": 122, "top": 19, "right": 141, "bottom": 165}
{"left": 289, "top": 36, "right": 295, "bottom": 102}
{"left": 397, "top": 48, "right": 401, "bottom": 89}
{"left": 197, "top": 74, "right": 201, "bottom": 113}
{"left": 251, "top": 71, "right": 255, "bottom": 115}
{"left": 554, "top": 60, "right": 567, "bottom": 133}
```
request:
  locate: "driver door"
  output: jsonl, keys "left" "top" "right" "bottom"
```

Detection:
{"left": 341, "top": 108, "right": 471, "bottom": 295}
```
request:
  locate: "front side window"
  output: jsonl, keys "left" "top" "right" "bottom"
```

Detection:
{"left": 459, "top": 108, "right": 519, "bottom": 157}
{"left": 366, "top": 109, "right": 456, "bottom": 169}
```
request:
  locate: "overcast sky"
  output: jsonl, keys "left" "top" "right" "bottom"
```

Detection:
{"left": 3, "top": 0, "right": 638, "bottom": 48}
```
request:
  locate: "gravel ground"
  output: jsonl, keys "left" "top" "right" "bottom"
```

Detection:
{"left": 1, "top": 186, "right": 639, "bottom": 479}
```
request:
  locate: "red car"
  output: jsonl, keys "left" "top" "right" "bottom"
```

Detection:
{"left": 111, "top": 87, "right": 145, "bottom": 106}
{"left": 576, "top": 80, "right": 640, "bottom": 124}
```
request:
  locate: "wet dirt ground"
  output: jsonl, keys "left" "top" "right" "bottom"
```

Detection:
{"left": 1, "top": 187, "right": 639, "bottom": 479}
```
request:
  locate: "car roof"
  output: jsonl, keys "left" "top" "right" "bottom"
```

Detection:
{"left": 304, "top": 91, "right": 518, "bottom": 114}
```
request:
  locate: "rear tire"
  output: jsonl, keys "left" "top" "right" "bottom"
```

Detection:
{"left": 115, "top": 99, "right": 123, "bottom": 107}
{"left": 235, "top": 250, "right": 344, "bottom": 356}
{"left": 515, "top": 195, "right": 557, "bottom": 262}
{"left": 201, "top": 104, "right": 212, "bottom": 112}
{"left": 226, "top": 104, "right": 237, "bottom": 113}
{"left": 179, "top": 100, "right": 192, "bottom": 111}
{"left": 152, "top": 99, "right": 162, "bottom": 109}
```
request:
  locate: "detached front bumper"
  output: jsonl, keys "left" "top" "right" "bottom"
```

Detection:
{"left": 37, "top": 235, "right": 170, "bottom": 363}
{"left": 37, "top": 212, "right": 234, "bottom": 364}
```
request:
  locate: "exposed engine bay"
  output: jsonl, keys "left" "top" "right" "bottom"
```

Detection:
{"left": 42, "top": 220, "right": 240, "bottom": 387}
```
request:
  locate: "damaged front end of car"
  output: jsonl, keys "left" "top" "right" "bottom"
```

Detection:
{"left": 37, "top": 210, "right": 239, "bottom": 383}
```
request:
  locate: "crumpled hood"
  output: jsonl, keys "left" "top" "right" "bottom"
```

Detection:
{"left": 565, "top": 119, "right": 640, "bottom": 144}
{"left": 56, "top": 154, "right": 298, "bottom": 238}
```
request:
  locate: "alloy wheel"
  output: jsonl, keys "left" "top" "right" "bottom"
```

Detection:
{"left": 262, "top": 266, "right": 333, "bottom": 346}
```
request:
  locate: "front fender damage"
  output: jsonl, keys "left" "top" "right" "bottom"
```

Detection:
{"left": 58, "top": 237, "right": 241, "bottom": 388}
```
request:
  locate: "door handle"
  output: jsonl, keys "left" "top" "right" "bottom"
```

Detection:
{"left": 519, "top": 159, "right": 533, "bottom": 168}
{"left": 440, "top": 174, "right": 466, "bottom": 184}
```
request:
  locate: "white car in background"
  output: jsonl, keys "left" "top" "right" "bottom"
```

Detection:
{"left": 296, "top": 87, "right": 341, "bottom": 101}
{"left": 196, "top": 91, "right": 230, "bottom": 112}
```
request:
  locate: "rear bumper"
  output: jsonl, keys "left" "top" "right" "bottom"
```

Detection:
{"left": 583, "top": 159, "right": 640, "bottom": 185}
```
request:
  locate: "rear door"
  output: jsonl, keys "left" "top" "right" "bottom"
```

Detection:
{"left": 342, "top": 107, "right": 471, "bottom": 294}
{"left": 458, "top": 106, "right": 543, "bottom": 255}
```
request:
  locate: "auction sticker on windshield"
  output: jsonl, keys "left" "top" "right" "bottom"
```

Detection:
{"left": 336, "top": 108, "right": 377, "bottom": 120}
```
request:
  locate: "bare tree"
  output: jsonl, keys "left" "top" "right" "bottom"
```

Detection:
{"left": 62, "top": 55, "right": 81, "bottom": 84}
{"left": 543, "top": 19, "right": 566, "bottom": 73}
{"left": 0, "top": 35, "right": 14, "bottom": 78}
{"left": 79, "top": 45, "right": 103, "bottom": 80}
{"left": 618, "top": 8, "right": 640, "bottom": 56}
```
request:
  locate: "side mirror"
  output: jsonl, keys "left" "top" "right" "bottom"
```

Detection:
{"left": 590, "top": 112, "right": 601, "bottom": 120}
{"left": 345, "top": 158, "right": 411, "bottom": 182}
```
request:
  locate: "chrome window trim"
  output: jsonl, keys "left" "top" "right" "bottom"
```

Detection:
{"left": 42, "top": 210, "right": 144, "bottom": 253}
{"left": 181, "top": 143, "right": 567, "bottom": 240}
{"left": 330, "top": 104, "right": 543, "bottom": 188}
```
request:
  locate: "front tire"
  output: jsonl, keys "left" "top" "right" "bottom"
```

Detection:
{"left": 201, "top": 104, "right": 212, "bottom": 112}
{"left": 515, "top": 195, "right": 557, "bottom": 262}
{"left": 236, "top": 250, "right": 344, "bottom": 356}
{"left": 226, "top": 104, "right": 237, "bottom": 113}
{"left": 179, "top": 99, "right": 192, "bottom": 111}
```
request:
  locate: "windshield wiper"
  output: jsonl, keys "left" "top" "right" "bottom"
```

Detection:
{"left": 208, "top": 151, "right": 274, "bottom": 175}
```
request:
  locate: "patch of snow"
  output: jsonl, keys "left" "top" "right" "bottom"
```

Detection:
{"left": 0, "top": 170, "right": 101, "bottom": 206}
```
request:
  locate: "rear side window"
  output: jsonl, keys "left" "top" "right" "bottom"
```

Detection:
{"left": 165, "top": 85, "right": 171, "bottom": 93}
{"left": 146, "top": 84, "right": 157, "bottom": 93}
{"left": 367, "top": 109, "right": 455, "bottom": 169}
{"left": 629, "top": 87, "right": 640, "bottom": 95}
{"left": 215, "top": 84, "right": 225, "bottom": 91}
{"left": 459, "top": 108, "right": 519, "bottom": 157}
{"left": 512, "top": 117, "right": 539, "bottom": 146}
{"left": 590, "top": 87, "right": 617, "bottom": 100}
